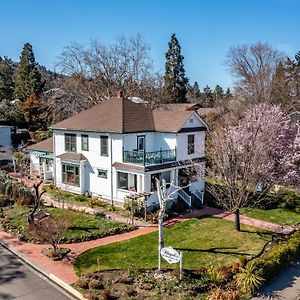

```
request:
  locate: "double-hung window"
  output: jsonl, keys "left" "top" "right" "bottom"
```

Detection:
{"left": 65, "top": 134, "right": 76, "bottom": 152}
{"left": 81, "top": 134, "right": 89, "bottom": 151}
{"left": 100, "top": 136, "right": 108, "bottom": 156}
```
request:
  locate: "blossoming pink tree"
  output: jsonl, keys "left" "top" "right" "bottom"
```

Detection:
{"left": 207, "top": 103, "right": 295, "bottom": 231}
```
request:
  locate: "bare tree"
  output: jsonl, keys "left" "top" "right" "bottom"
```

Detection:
{"left": 226, "top": 42, "right": 284, "bottom": 103}
{"left": 28, "top": 180, "right": 46, "bottom": 224}
{"left": 28, "top": 215, "right": 71, "bottom": 255}
{"left": 55, "top": 34, "right": 164, "bottom": 112}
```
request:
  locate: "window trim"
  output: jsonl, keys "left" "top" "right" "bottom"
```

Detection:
{"left": 62, "top": 163, "right": 80, "bottom": 186}
{"left": 64, "top": 133, "right": 77, "bottom": 152}
{"left": 98, "top": 168, "right": 108, "bottom": 179}
{"left": 81, "top": 134, "right": 89, "bottom": 151}
{"left": 188, "top": 134, "right": 195, "bottom": 155}
{"left": 117, "top": 172, "right": 128, "bottom": 190}
{"left": 100, "top": 135, "right": 109, "bottom": 156}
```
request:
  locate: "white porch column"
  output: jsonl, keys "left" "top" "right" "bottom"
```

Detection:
{"left": 80, "top": 162, "right": 86, "bottom": 194}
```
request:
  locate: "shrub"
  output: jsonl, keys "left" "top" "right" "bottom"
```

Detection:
{"left": 0, "top": 195, "right": 14, "bottom": 207}
{"left": 205, "top": 266, "right": 226, "bottom": 285}
{"left": 235, "top": 261, "right": 264, "bottom": 295}
{"left": 124, "top": 197, "right": 145, "bottom": 218}
{"left": 206, "top": 287, "right": 240, "bottom": 300}
{"left": 88, "top": 279, "right": 103, "bottom": 290}
{"left": 252, "top": 231, "right": 300, "bottom": 282}
{"left": 75, "top": 278, "right": 89, "bottom": 289}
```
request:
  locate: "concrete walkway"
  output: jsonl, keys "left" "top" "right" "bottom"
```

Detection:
{"left": 252, "top": 261, "right": 300, "bottom": 300}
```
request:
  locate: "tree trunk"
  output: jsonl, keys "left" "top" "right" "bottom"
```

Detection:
{"left": 235, "top": 208, "right": 241, "bottom": 231}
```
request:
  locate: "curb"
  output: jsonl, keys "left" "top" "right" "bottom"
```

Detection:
{"left": 0, "top": 238, "right": 86, "bottom": 300}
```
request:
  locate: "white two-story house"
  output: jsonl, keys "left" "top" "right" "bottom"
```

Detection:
{"left": 29, "top": 95, "right": 207, "bottom": 209}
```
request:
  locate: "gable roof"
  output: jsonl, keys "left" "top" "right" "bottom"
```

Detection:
{"left": 51, "top": 97, "right": 207, "bottom": 134}
{"left": 27, "top": 137, "right": 53, "bottom": 153}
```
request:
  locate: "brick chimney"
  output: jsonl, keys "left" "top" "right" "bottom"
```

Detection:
{"left": 116, "top": 90, "right": 123, "bottom": 98}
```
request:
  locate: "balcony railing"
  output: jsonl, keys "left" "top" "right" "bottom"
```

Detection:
{"left": 123, "top": 149, "right": 176, "bottom": 166}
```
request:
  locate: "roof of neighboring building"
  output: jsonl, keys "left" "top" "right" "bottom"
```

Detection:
{"left": 27, "top": 137, "right": 53, "bottom": 153}
{"left": 51, "top": 97, "right": 207, "bottom": 134}
{"left": 56, "top": 152, "right": 87, "bottom": 161}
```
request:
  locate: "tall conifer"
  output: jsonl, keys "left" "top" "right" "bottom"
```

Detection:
{"left": 164, "top": 34, "right": 188, "bottom": 103}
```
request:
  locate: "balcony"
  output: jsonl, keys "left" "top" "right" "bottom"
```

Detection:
{"left": 123, "top": 149, "right": 176, "bottom": 166}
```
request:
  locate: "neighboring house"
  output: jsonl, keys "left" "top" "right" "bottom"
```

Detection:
{"left": 28, "top": 137, "right": 54, "bottom": 181}
{"left": 0, "top": 125, "right": 13, "bottom": 147}
{"left": 30, "top": 94, "right": 207, "bottom": 209}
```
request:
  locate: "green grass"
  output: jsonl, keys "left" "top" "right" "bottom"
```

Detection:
{"left": 74, "top": 217, "right": 274, "bottom": 275}
{"left": 43, "top": 185, "right": 124, "bottom": 213}
{"left": 2, "top": 205, "right": 132, "bottom": 242}
{"left": 241, "top": 207, "right": 300, "bottom": 226}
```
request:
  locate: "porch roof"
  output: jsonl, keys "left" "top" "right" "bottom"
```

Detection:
{"left": 27, "top": 137, "right": 53, "bottom": 153}
{"left": 112, "top": 162, "right": 145, "bottom": 172}
{"left": 57, "top": 152, "right": 87, "bottom": 161}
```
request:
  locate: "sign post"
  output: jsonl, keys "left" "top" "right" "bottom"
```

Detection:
{"left": 160, "top": 246, "right": 183, "bottom": 280}
{"left": 179, "top": 252, "right": 183, "bottom": 280}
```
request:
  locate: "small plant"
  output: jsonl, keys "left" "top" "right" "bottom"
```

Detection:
{"left": 206, "top": 287, "right": 240, "bottom": 300}
{"left": 205, "top": 266, "right": 226, "bottom": 285}
{"left": 75, "top": 278, "right": 89, "bottom": 289}
{"left": 235, "top": 261, "right": 264, "bottom": 294}
{"left": 88, "top": 279, "right": 103, "bottom": 290}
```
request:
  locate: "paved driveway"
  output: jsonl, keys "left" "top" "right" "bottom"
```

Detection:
{"left": 253, "top": 262, "right": 300, "bottom": 300}
{"left": 0, "top": 245, "right": 76, "bottom": 300}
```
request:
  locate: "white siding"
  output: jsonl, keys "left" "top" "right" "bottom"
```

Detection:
{"left": 52, "top": 110, "right": 206, "bottom": 205}
{"left": 123, "top": 132, "right": 176, "bottom": 152}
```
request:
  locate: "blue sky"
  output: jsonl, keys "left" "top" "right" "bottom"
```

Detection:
{"left": 0, "top": 0, "right": 299, "bottom": 89}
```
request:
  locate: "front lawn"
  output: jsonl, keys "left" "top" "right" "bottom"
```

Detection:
{"left": 1, "top": 205, "right": 133, "bottom": 243}
{"left": 43, "top": 185, "right": 115, "bottom": 210}
{"left": 74, "top": 217, "right": 274, "bottom": 275}
{"left": 241, "top": 207, "right": 300, "bottom": 226}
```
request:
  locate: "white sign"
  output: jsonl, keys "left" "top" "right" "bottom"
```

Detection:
{"left": 161, "top": 246, "right": 180, "bottom": 264}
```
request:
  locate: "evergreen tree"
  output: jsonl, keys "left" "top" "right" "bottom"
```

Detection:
{"left": 225, "top": 87, "right": 232, "bottom": 98}
{"left": 213, "top": 84, "right": 224, "bottom": 101}
{"left": 203, "top": 85, "right": 214, "bottom": 107}
{"left": 0, "top": 57, "right": 15, "bottom": 101}
{"left": 193, "top": 81, "right": 201, "bottom": 98}
{"left": 21, "top": 92, "right": 45, "bottom": 130}
{"left": 164, "top": 34, "right": 188, "bottom": 103}
{"left": 14, "top": 43, "right": 44, "bottom": 101}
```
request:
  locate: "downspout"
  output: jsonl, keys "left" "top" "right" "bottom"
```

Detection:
{"left": 110, "top": 134, "right": 114, "bottom": 207}
{"left": 53, "top": 131, "right": 56, "bottom": 186}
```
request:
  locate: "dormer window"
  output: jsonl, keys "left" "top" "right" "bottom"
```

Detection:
{"left": 189, "top": 118, "right": 194, "bottom": 124}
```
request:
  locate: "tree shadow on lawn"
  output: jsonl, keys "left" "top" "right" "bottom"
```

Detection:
{"left": 240, "top": 229, "right": 281, "bottom": 239}
{"left": 176, "top": 246, "right": 252, "bottom": 256}
{"left": 68, "top": 226, "right": 99, "bottom": 232}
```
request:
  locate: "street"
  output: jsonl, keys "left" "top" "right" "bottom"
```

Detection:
{"left": 0, "top": 244, "right": 76, "bottom": 300}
